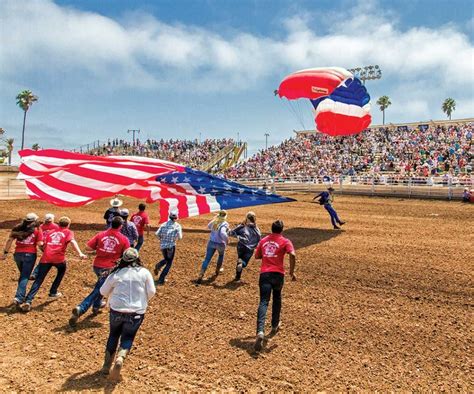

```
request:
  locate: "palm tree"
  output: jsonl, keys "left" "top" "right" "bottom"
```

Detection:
{"left": 16, "top": 90, "right": 39, "bottom": 150}
{"left": 6, "top": 138, "right": 14, "bottom": 166}
{"left": 442, "top": 98, "right": 456, "bottom": 120}
{"left": 31, "top": 143, "right": 40, "bottom": 151}
{"left": 376, "top": 96, "right": 392, "bottom": 125}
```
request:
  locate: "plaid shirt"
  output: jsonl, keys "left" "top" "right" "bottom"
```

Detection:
{"left": 121, "top": 221, "right": 139, "bottom": 245}
{"left": 156, "top": 220, "right": 182, "bottom": 249}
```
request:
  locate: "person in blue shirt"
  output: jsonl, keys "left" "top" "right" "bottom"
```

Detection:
{"left": 196, "top": 210, "right": 229, "bottom": 284}
{"left": 154, "top": 210, "right": 183, "bottom": 285}
{"left": 313, "top": 187, "right": 345, "bottom": 230}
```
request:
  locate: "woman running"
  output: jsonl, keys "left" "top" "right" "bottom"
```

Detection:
{"left": 99, "top": 248, "right": 156, "bottom": 380}
{"left": 196, "top": 210, "right": 229, "bottom": 284}
{"left": 0, "top": 213, "right": 43, "bottom": 309}
{"left": 228, "top": 211, "right": 261, "bottom": 281}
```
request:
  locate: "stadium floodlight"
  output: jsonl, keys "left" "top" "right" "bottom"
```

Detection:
{"left": 127, "top": 129, "right": 141, "bottom": 146}
{"left": 347, "top": 65, "right": 382, "bottom": 84}
{"left": 264, "top": 132, "right": 270, "bottom": 150}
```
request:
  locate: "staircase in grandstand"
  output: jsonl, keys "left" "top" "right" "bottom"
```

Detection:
{"left": 199, "top": 142, "right": 247, "bottom": 173}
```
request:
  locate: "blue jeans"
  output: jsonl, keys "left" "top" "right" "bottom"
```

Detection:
{"left": 77, "top": 267, "right": 111, "bottom": 315}
{"left": 135, "top": 235, "right": 144, "bottom": 251}
{"left": 201, "top": 241, "right": 225, "bottom": 272}
{"left": 31, "top": 264, "right": 40, "bottom": 279}
{"left": 155, "top": 247, "right": 175, "bottom": 284}
{"left": 256, "top": 272, "right": 284, "bottom": 334}
{"left": 13, "top": 253, "right": 37, "bottom": 302}
{"left": 106, "top": 310, "right": 144, "bottom": 353}
{"left": 25, "top": 262, "right": 66, "bottom": 304}
{"left": 324, "top": 204, "right": 342, "bottom": 227}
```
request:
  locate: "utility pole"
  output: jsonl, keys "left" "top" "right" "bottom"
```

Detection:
{"left": 127, "top": 129, "right": 140, "bottom": 146}
{"left": 264, "top": 132, "right": 270, "bottom": 150}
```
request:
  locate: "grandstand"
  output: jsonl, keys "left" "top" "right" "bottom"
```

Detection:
{"left": 226, "top": 118, "right": 473, "bottom": 180}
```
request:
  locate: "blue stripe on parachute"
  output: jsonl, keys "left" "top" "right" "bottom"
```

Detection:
{"left": 310, "top": 77, "right": 370, "bottom": 110}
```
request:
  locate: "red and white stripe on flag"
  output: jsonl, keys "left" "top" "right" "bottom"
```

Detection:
{"left": 17, "top": 149, "right": 219, "bottom": 223}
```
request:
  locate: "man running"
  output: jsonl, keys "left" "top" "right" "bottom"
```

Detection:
{"left": 104, "top": 198, "right": 123, "bottom": 228}
{"left": 131, "top": 203, "right": 150, "bottom": 251}
{"left": 313, "top": 187, "right": 345, "bottom": 229}
{"left": 154, "top": 210, "right": 182, "bottom": 285}
{"left": 22, "top": 217, "right": 87, "bottom": 311}
{"left": 69, "top": 216, "right": 129, "bottom": 327}
{"left": 254, "top": 220, "right": 296, "bottom": 352}
{"left": 30, "top": 213, "right": 60, "bottom": 280}
{"left": 119, "top": 209, "right": 139, "bottom": 248}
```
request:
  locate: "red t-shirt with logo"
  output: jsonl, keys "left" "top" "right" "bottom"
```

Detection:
{"left": 14, "top": 228, "right": 43, "bottom": 254}
{"left": 40, "top": 222, "right": 60, "bottom": 241}
{"left": 255, "top": 233, "right": 295, "bottom": 275}
{"left": 130, "top": 211, "right": 150, "bottom": 236}
{"left": 40, "top": 228, "right": 74, "bottom": 264}
{"left": 87, "top": 228, "right": 130, "bottom": 269}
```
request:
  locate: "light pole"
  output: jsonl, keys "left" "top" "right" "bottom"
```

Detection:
{"left": 347, "top": 65, "right": 382, "bottom": 85}
{"left": 264, "top": 132, "right": 270, "bottom": 150}
{"left": 127, "top": 129, "right": 140, "bottom": 146}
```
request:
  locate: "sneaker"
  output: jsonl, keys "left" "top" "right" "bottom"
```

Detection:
{"left": 153, "top": 266, "right": 159, "bottom": 276}
{"left": 254, "top": 332, "right": 264, "bottom": 352}
{"left": 195, "top": 277, "right": 203, "bottom": 285}
{"left": 49, "top": 292, "right": 62, "bottom": 299}
{"left": 69, "top": 306, "right": 81, "bottom": 327}
{"left": 21, "top": 303, "right": 31, "bottom": 312}
{"left": 236, "top": 262, "right": 243, "bottom": 273}
{"left": 100, "top": 300, "right": 107, "bottom": 308}
{"left": 219, "top": 267, "right": 224, "bottom": 273}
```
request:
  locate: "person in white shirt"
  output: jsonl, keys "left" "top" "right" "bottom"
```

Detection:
{"left": 99, "top": 248, "right": 156, "bottom": 379}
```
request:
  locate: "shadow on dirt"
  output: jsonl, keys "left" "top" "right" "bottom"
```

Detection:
{"left": 229, "top": 336, "right": 278, "bottom": 358}
{"left": 283, "top": 227, "right": 341, "bottom": 250}
{"left": 0, "top": 302, "right": 20, "bottom": 315}
{"left": 33, "top": 298, "right": 57, "bottom": 312}
{"left": 212, "top": 279, "right": 248, "bottom": 291}
{"left": 61, "top": 370, "right": 119, "bottom": 392}
{"left": 52, "top": 314, "right": 104, "bottom": 334}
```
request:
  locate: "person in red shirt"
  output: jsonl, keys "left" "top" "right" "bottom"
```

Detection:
{"left": 30, "top": 213, "right": 61, "bottom": 280}
{"left": 1, "top": 213, "right": 43, "bottom": 308}
{"left": 130, "top": 203, "right": 150, "bottom": 251}
{"left": 253, "top": 220, "right": 296, "bottom": 352}
{"left": 69, "top": 216, "right": 130, "bottom": 327}
{"left": 21, "top": 217, "right": 87, "bottom": 311}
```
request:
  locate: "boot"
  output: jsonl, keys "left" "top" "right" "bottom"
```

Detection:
{"left": 109, "top": 348, "right": 128, "bottom": 380}
{"left": 196, "top": 269, "right": 205, "bottom": 284}
{"left": 215, "top": 263, "right": 223, "bottom": 277}
{"left": 101, "top": 351, "right": 115, "bottom": 375}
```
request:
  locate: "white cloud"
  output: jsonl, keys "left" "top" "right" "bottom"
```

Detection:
{"left": 0, "top": 0, "right": 473, "bottom": 126}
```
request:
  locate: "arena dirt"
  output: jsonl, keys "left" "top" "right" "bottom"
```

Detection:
{"left": 0, "top": 194, "right": 472, "bottom": 391}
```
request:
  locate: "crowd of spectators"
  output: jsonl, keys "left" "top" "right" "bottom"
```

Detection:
{"left": 226, "top": 123, "right": 473, "bottom": 181}
{"left": 86, "top": 138, "right": 234, "bottom": 168}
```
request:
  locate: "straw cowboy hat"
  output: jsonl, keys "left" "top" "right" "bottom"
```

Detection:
{"left": 110, "top": 198, "right": 123, "bottom": 207}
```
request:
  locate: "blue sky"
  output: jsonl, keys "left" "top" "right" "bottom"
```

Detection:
{"left": 1, "top": 0, "right": 473, "bottom": 159}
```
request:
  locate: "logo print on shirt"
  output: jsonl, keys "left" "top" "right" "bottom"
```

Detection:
{"left": 49, "top": 232, "right": 63, "bottom": 245}
{"left": 132, "top": 216, "right": 142, "bottom": 225}
{"left": 263, "top": 241, "right": 279, "bottom": 257}
{"left": 102, "top": 237, "right": 118, "bottom": 253}
{"left": 18, "top": 233, "right": 35, "bottom": 245}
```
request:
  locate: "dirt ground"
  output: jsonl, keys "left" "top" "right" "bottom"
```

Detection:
{"left": 0, "top": 194, "right": 472, "bottom": 391}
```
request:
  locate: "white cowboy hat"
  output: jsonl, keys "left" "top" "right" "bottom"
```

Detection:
{"left": 110, "top": 198, "right": 123, "bottom": 207}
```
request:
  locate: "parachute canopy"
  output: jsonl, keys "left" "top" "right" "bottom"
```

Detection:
{"left": 277, "top": 67, "right": 372, "bottom": 136}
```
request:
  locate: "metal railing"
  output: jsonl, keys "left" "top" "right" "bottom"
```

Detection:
{"left": 231, "top": 175, "right": 473, "bottom": 200}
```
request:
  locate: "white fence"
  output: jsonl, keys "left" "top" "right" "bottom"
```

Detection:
{"left": 233, "top": 175, "right": 472, "bottom": 200}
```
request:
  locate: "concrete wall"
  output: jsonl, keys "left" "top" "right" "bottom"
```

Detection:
{"left": 0, "top": 168, "right": 27, "bottom": 200}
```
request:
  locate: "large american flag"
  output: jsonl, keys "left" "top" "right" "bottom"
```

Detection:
{"left": 18, "top": 149, "right": 294, "bottom": 222}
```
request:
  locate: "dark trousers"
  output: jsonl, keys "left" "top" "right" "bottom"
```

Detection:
{"left": 256, "top": 272, "right": 284, "bottom": 334}
{"left": 235, "top": 244, "right": 254, "bottom": 280}
{"left": 25, "top": 262, "right": 66, "bottom": 304}
{"left": 324, "top": 204, "right": 342, "bottom": 227}
{"left": 77, "top": 267, "right": 111, "bottom": 314}
{"left": 155, "top": 247, "right": 175, "bottom": 284}
{"left": 106, "top": 310, "right": 144, "bottom": 353}
{"left": 135, "top": 235, "right": 144, "bottom": 251}
{"left": 13, "top": 253, "right": 37, "bottom": 302}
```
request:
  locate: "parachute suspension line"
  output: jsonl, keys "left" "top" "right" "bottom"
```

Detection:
{"left": 285, "top": 100, "right": 306, "bottom": 131}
